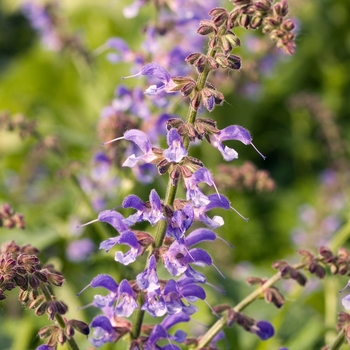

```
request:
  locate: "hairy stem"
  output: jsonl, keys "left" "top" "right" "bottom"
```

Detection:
{"left": 328, "top": 327, "right": 345, "bottom": 350}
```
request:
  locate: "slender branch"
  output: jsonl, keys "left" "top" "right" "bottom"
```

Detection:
{"left": 40, "top": 283, "right": 80, "bottom": 350}
{"left": 328, "top": 327, "right": 346, "bottom": 350}
{"left": 195, "top": 262, "right": 306, "bottom": 349}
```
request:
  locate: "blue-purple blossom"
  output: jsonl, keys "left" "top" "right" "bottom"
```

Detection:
{"left": 115, "top": 279, "right": 138, "bottom": 317}
{"left": 36, "top": 346, "right": 55, "bottom": 350}
{"left": 145, "top": 312, "right": 189, "bottom": 350}
{"left": 123, "top": 189, "right": 165, "bottom": 226}
{"left": 22, "top": 2, "right": 62, "bottom": 51}
{"left": 163, "top": 228, "right": 217, "bottom": 276}
{"left": 78, "top": 274, "right": 119, "bottom": 310}
{"left": 142, "top": 289, "right": 167, "bottom": 317}
{"left": 66, "top": 238, "right": 95, "bottom": 262}
{"left": 183, "top": 167, "right": 219, "bottom": 207}
{"left": 97, "top": 211, "right": 142, "bottom": 265}
{"left": 136, "top": 255, "right": 160, "bottom": 292}
{"left": 163, "top": 278, "right": 206, "bottom": 315}
{"left": 166, "top": 204, "right": 194, "bottom": 240}
{"left": 209, "top": 125, "right": 265, "bottom": 161}
{"left": 163, "top": 129, "right": 188, "bottom": 163}
{"left": 340, "top": 280, "right": 350, "bottom": 309}
{"left": 193, "top": 194, "right": 230, "bottom": 229}
{"left": 123, "top": 63, "right": 176, "bottom": 95}
{"left": 89, "top": 315, "right": 119, "bottom": 347}
{"left": 253, "top": 320, "right": 275, "bottom": 340}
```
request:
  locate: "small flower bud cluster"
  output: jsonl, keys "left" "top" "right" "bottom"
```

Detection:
{"left": 0, "top": 240, "right": 89, "bottom": 349}
{"left": 0, "top": 204, "right": 25, "bottom": 229}
{"left": 38, "top": 319, "right": 89, "bottom": 348}
{"left": 214, "top": 305, "right": 275, "bottom": 340}
{"left": 336, "top": 311, "right": 350, "bottom": 344}
{"left": 216, "top": 162, "right": 276, "bottom": 192}
{"left": 0, "top": 240, "right": 63, "bottom": 301}
{"left": 246, "top": 277, "right": 285, "bottom": 308}
{"left": 0, "top": 111, "right": 37, "bottom": 139}
{"left": 230, "top": 0, "right": 296, "bottom": 54}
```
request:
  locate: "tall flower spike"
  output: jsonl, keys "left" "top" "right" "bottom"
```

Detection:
{"left": 209, "top": 125, "right": 265, "bottom": 161}
{"left": 123, "top": 62, "right": 177, "bottom": 95}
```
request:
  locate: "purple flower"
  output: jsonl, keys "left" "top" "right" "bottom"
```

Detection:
{"left": 123, "top": 189, "right": 165, "bottom": 226}
{"left": 136, "top": 255, "right": 160, "bottom": 292}
{"left": 193, "top": 194, "right": 230, "bottom": 229}
{"left": 66, "top": 238, "right": 95, "bottom": 262}
{"left": 253, "top": 320, "right": 275, "bottom": 340}
{"left": 166, "top": 204, "right": 194, "bottom": 240}
{"left": 78, "top": 274, "right": 119, "bottom": 310}
{"left": 115, "top": 279, "right": 138, "bottom": 317}
{"left": 36, "top": 346, "right": 55, "bottom": 350}
{"left": 97, "top": 211, "right": 142, "bottom": 265}
{"left": 145, "top": 312, "right": 189, "bottom": 350}
{"left": 163, "top": 129, "right": 188, "bottom": 163}
{"left": 183, "top": 167, "right": 219, "bottom": 207}
{"left": 163, "top": 279, "right": 205, "bottom": 315}
{"left": 340, "top": 280, "right": 350, "bottom": 309}
{"left": 142, "top": 289, "right": 167, "bottom": 317}
{"left": 163, "top": 228, "right": 217, "bottom": 276}
{"left": 89, "top": 315, "right": 119, "bottom": 347}
{"left": 209, "top": 125, "right": 265, "bottom": 161}
{"left": 123, "top": 63, "right": 176, "bottom": 95}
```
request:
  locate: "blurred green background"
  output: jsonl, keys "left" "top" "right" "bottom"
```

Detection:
{"left": 0, "top": 0, "right": 350, "bottom": 349}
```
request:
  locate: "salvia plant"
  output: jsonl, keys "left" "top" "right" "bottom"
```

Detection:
{"left": 1, "top": 0, "right": 350, "bottom": 350}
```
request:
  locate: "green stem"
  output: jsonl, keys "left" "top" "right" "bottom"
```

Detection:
{"left": 195, "top": 262, "right": 305, "bottom": 349}
{"left": 40, "top": 283, "right": 80, "bottom": 350}
{"left": 328, "top": 327, "right": 346, "bottom": 350}
{"left": 328, "top": 219, "right": 350, "bottom": 252}
{"left": 131, "top": 293, "right": 145, "bottom": 339}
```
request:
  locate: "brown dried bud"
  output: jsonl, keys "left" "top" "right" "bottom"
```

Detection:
{"left": 193, "top": 55, "right": 208, "bottom": 73}
{"left": 185, "top": 52, "right": 202, "bottom": 65}
{"left": 28, "top": 274, "right": 41, "bottom": 289}
{"left": 215, "top": 53, "right": 229, "bottom": 68}
{"left": 197, "top": 19, "right": 218, "bottom": 35}
{"left": 227, "top": 54, "right": 242, "bottom": 70}
{"left": 281, "top": 19, "right": 295, "bottom": 31}
{"left": 35, "top": 301, "right": 48, "bottom": 316}
{"left": 38, "top": 325, "right": 58, "bottom": 339}
{"left": 274, "top": 0, "right": 288, "bottom": 16}
{"left": 28, "top": 295, "right": 45, "bottom": 309}
{"left": 308, "top": 262, "right": 326, "bottom": 279}
{"left": 246, "top": 277, "right": 264, "bottom": 285}
{"left": 254, "top": 0, "right": 272, "bottom": 13}
{"left": 264, "top": 287, "right": 285, "bottom": 308}
{"left": 65, "top": 323, "right": 75, "bottom": 338}
{"left": 227, "top": 8, "right": 240, "bottom": 29}
{"left": 239, "top": 14, "right": 251, "bottom": 28}
{"left": 169, "top": 165, "right": 181, "bottom": 186}
{"left": 44, "top": 269, "right": 65, "bottom": 286}
{"left": 69, "top": 319, "right": 90, "bottom": 335}
{"left": 157, "top": 159, "right": 171, "bottom": 175}
{"left": 209, "top": 8, "right": 229, "bottom": 27}
{"left": 190, "top": 93, "right": 202, "bottom": 111}
{"left": 250, "top": 16, "right": 263, "bottom": 29}
{"left": 207, "top": 57, "right": 219, "bottom": 70}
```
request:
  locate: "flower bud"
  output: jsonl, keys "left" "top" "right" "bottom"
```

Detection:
{"left": 185, "top": 52, "right": 202, "bottom": 65}
{"left": 239, "top": 14, "right": 250, "bottom": 28}
{"left": 197, "top": 19, "right": 217, "bottom": 35}
{"left": 250, "top": 16, "right": 263, "bottom": 29}
{"left": 69, "top": 319, "right": 90, "bottom": 335}
{"left": 274, "top": 0, "right": 288, "bottom": 16}
{"left": 281, "top": 19, "right": 295, "bottom": 31}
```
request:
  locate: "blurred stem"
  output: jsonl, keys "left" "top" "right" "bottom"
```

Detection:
{"left": 328, "top": 219, "right": 350, "bottom": 251}
{"left": 40, "top": 283, "right": 80, "bottom": 350}
{"left": 324, "top": 276, "right": 339, "bottom": 345}
{"left": 195, "top": 262, "right": 305, "bottom": 349}
{"left": 328, "top": 327, "right": 345, "bottom": 350}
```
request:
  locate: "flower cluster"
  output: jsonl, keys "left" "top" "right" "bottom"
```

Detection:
{"left": 0, "top": 240, "right": 89, "bottom": 349}
{"left": 0, "top": 204, "right": 25, "bottom": 229}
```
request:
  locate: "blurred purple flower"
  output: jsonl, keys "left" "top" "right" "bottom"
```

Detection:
{"left": 66, "top": 238, "right": 95, "bottom": 262}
